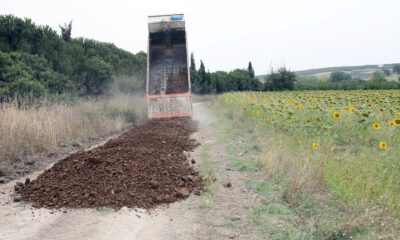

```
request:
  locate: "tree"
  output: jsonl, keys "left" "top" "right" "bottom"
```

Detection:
{"left": 81, "top": 57, "right": 113, "bottom": 95}
{"left": 0, "top": 52, "right": 33, "bottom": 84}
{"left": 382, "top": 69, "right": 391, "bottom": 76}
{"left": 247, "top": 61, "right": 255, "bottom": 78}
{"left": 330, "top": 71, "right": 352, "bottom": 82}
{"left": 393, "top": 64, "right": 400, "bottom": 74}
{"left": 264, "top": 67, "right": 296, "bottom": 91}
{"left": 210, "top": 71, "right": 229, "bottom": 93}
{"left": 189, "top": 52, "right": 200, "bottom": 92}
{"left": 229, "top": 69, "right": 252, "bottom": 91}
{"left": 38, "top": 71, "right": 74, "bottom": 94}
{"left": 190, "top": 52, "right": 196, "bottom": 72}
{"left": 206, "top": 70, "right": 212, "bottom": 93}
{"left": 250, "top": 77, "right": 262, "bottom": 91}
{"left": 59, "top": 20, "right": 73, "bottom": 42}
{"left": 2, "top": 79, "right": 47, "bottom": 99}
{"left": 198, "top": 60, "right": 208, "bottom": 94}
{"left": 370, "top": 70, "right": 387, "bottom": 82}
{"left": 0, "top": 15, "right": 148, "bottom": 98}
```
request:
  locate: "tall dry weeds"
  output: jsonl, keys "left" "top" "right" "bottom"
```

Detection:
{"left": 0, "top": 94, "right": 146, "bottom": 175}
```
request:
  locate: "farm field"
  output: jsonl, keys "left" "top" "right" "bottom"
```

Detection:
{"left": 218, "top": 90, "right": 400, "bottom": 207}
{"left": 1, "top": 96, "right": 399, "bottom": 240}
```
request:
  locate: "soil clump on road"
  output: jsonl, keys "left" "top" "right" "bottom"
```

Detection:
{"left": 16, "top": 117, "right": 203, "bottom": 209}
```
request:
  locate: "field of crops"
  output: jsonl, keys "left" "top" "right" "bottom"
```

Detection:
{"left": 218, "top": 90, "right": 400, "bottom": 208}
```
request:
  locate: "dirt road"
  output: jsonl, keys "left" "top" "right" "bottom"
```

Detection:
{"left": 0, "top": 103, "right": 260, "bottom": 240}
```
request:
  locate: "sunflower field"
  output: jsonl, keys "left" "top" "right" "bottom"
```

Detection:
{"left": 218, "top": 90, "right": 400, "bottom": 209}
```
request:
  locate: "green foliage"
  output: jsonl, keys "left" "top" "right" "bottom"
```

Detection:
{"left": 330, "top": 71, "right": 352, "bottom": 82}
{"left": 264, "top": 67, "right": 296, "bottom": 91}
{"left": 393, "top": 64, "right": 400, "bottom": 74}
{"left": 198, "top": 60, "right": 208, "bottom": 94}
{"left": 2, "top": 78, "right": 47, "bottom": 99}
{"left": 370, "top": 70, "right": 387, "bottom": 82}
{"left": 210, "top": 71, "right": 229, "bottom": 93}
{"left": 247, "top": 61, "right": 255, "bottom": 78}
{"left": 190, "top": 54, "right": 262, "bottom": 94}
{"left": 190, "top": 52, "right": 196, "bottom": 72}
{"left": 229, "top": 69, "right": 252, "bottom": 91}
{"left": 0, "top": 14, "right": 146, "bottom": 99}
{"left": 59, "top": 20, "right": 72, "bottom": 42}
{"left": 382, "top": 68, "right": 391, "bottom": 76}
{"left": 0, "top": 52, "right": 32, "bottom": 83}
{"left": 81, "top": 57, "right": 113, "bottom": 95}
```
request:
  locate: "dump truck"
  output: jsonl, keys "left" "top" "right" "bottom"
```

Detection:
{"left": 146, "top": 14, "right": 192, "bottom": 118}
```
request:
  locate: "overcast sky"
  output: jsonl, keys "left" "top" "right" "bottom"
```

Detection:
{"left": 1, "top": 0, "right": 399, "bottom": 74}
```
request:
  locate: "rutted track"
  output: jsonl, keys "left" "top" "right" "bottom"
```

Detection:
{"left": 15, "top": 117, "right": 204, "bottom": 209}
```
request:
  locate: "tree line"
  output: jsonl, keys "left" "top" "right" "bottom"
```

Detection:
{"left": 2, "top": 15, "right": 398, "bottom": 99}
{"left": 189, "top": 53, "right": 297, "bottom": 93}
{"left": 0, "top": 15, "right": 146, "bottom": 100}
{"left": 190, "top": 51, "right": 400, "bottom": 92}
{"left": 296, "top": 67, "right": 400, "bottom": 90}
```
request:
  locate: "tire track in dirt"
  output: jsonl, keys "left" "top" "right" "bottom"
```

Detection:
{"left": 137, "top": 103, "right": 261, "bottom": 240}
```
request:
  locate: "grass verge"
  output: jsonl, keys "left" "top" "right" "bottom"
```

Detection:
{"left": 211, "top": 99, "right": 400, "bottom": 240}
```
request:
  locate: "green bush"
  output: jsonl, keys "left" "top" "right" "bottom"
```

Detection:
{"left": 0, "top": 14, "right": 147, "bottom": 99}
{"left": 3, "top": 78, "right": 47, "bottom": 99}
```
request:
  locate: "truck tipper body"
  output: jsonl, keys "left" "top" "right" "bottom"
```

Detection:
{"left": 147, "top": 14, "right": 192, "bottom": 118}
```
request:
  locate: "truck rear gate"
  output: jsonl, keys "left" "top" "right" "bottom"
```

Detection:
{"left": 147, "top": 14, "right": 192, "bottom": 118}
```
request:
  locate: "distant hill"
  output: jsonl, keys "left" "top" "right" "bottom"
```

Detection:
{"left": 257, "top": 63, "right": 400, "bottom": 81}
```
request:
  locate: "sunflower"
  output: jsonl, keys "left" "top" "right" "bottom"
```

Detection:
{"left": 296, "top": 104, "right": 303, "bottom": 110}
{"left": 372, "top": 123, "right": 381, "bottom": 130}
{"left": 395, "top": 119, "right": 400, "bottom": 125}
{"left": 379, "top": 141, "right": 387, "bottom": 150}
{"left": 349, "top": 107, "right": 355, "bottom": 113}
{"left": 312, "top": 143, "right": 318, "bottom": 150}
{"left": 389, "top": 120, "right": 395, "bottom": 126}
{"left": 341, "top": 107, "right": 347, "bottom": 112}
{"left": 333, "top": 112, "right": 340, "bottom": 119}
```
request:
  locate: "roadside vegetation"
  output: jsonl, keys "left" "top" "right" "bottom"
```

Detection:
{"left": 0, "top": 15, "right": 148, "bottom": 180}
{"left": 0, "top": 15, "right": 146, "bottom": 99}
{"left": 216, "top": 90, "right": 400, "bottom": 239}
{"left": 0, "top": 94, "right": 146, "bottom": 178}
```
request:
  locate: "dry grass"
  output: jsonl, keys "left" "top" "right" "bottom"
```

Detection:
{"left": 0, "top": 94, "right": 146, "bottom": 175}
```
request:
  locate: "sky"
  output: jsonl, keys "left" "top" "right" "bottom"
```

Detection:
{"left": 1, "top": 0, "right": 400, "bottom": 75}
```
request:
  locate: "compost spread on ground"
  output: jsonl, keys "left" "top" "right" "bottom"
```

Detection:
{"left": 15, "top": 117, "right": 203, "bottom": 209}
